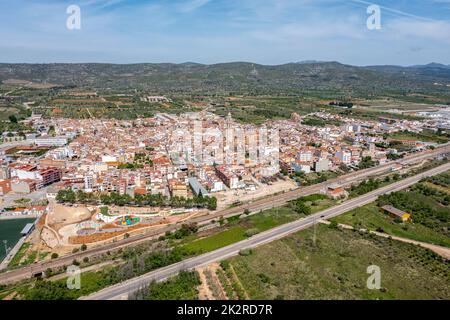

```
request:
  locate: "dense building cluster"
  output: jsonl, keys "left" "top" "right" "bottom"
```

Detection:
{"left": 0, "top": 109, "right": 446, "bottom": 206}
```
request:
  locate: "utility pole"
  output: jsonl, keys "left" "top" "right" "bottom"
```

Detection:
{"left": 313, "top": 217, "right": 317, "bottom": 246}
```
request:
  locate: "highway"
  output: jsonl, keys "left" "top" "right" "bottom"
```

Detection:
{"left": 83, "top": 161, "right": 450, "bottom": 300}
{"left": 0, "top": 144, "right": 448, "bottom": 285}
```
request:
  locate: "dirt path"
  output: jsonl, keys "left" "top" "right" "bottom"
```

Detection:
{"left": 229, "top": 263, "right": 250, "bottom": 300}
{"left": 209, "top": 263, "right": 228, "bottom": 300}
{"left": 197, "top": 267, "right": 215, "bottom": 300}
{"left": 320, "top": 220, "right": 450, "bottom": 259}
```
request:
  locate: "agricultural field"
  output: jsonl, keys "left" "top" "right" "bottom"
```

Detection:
{"left": 0, "top": 105, "right": 33, "bottom": 137}
{"left": 212, "top": 96, "right": 320, "bottom": 125}
{"left": 333, "top": 203, "right": 450, "bottom": 247}
{"left": 224, "top": 225, "right": 449, "bottom": 300}
{"left": 387, "top": 130, "right": 449, "bottom": 144}
{"left": 323, "top": 105, "right": 425, "bottom": 122}
{"left": 3, "top": 80, "right": 445, "bottom": 125}
{"left": 334, "top": 171, "right": 450, "bottom": 247}
{"left": 301, "top": 116, "right": 343, "bottom": 127}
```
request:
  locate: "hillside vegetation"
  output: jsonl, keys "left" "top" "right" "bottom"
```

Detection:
{"left": 1, "top": 62, "right": 450, "bottom": 99}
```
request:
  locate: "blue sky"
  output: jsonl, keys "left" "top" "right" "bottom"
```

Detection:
{"left": 1, "top": 0, "right": 450, "bottom": 65}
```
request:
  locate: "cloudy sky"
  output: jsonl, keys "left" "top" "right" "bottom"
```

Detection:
{"left": 1, "top": 0, "right": 450, "bottom": 65}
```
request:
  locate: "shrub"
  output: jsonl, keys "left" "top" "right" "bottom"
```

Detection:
{"left": 257, "top": 273, "right": 271, "bottom": 284}
{"left": 220, "top": 260, "right": 230, "bottom": 271}
{"left": 244, "top": 228, "right": 259, "bottom": 238}
{"left": 239, "top": 248, "right": 253, "bottom": 256}
{"left": 328, "top": 220, "right": 339, "bottom": 229}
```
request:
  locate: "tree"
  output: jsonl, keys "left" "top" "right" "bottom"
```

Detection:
{"left": 358, "top": 156, "right": 378, "bottom": 169}
{"left": 328, "top": 220, "right": 339, "bottom": 229}
{"left": 76, "top": 190, "right": 87, "bottom": 203}
{"left": 292, "top": 200, "right": 311, "bottom": 215}
{"left": 56, "top": 189, "right": 76, "bottom": 203}
{"left": 8, "top": 115, "right": 18, "bottom": 123}
{"left": 207, "top": 196, "right": 217, "bottom": 210}
{"left": 80, "top": 244, "right": 87, "bottom": 251}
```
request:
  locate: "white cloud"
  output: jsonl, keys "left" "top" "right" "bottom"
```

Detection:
{"left": 177, "top": 0, "right": 210, "bottom": 13}
{"left": 388, "top": 18, "right": 450, "bottom": 43}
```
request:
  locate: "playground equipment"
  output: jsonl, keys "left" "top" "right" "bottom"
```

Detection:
{"left": 116, "top": 215, "right": 140, "bottom": 226}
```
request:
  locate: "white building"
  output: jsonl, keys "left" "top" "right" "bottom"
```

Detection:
{"left": 297, "top": 150, "right": 312, "bottom": 162}
{"left": 336, "top": 151, "right": 351, "bottom": 164}
{"left": 34, "top": 136, "right": 68, "bottom": 147}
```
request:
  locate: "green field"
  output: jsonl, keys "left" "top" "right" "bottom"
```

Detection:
{"left": 226, "top": 225, "right": 449, "bottom": 300}
{"left": 302, "top": 116, "right": 343, "bottom": 127}
{"left": 182, "top": 227, "right": 248, "bottom": 254}
{"left": 334, "top": 171, "right": 450, "bottom": 247}
{"left": 0, "top": 218, "right": 35, "bottom": 261}
{"left": 333, "top": 203, "right": 450, "bottom": 247}
{"left": 387, "top": 130, "right": 449, "bottom": 144}
{"left": 181, "top": 206, "right": 300, "bottom": 255}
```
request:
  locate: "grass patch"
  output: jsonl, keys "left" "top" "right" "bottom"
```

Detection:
{"left": 181, "top": 206, "right": 300, "bottom": 255}
{"left": 228, "top": 225, "right": 449, "bottom": 300}
{"left": 387, "top": 130, "right": 449, "bottom": 144}
{"left": 8, "top": 242, "right": 31, "bottom": 268}
{"left": 182, "top": 227, "right": 247, "bottom": 255}
{"left": 133, "top": 271, "right": 201, "bottom": 300}
{"left": 333, "top": 203, "right": 450, "bottom": 247}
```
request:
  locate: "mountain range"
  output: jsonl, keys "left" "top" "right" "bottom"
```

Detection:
{"left": 1, "top": 61, "right": 449, "bottom": 95}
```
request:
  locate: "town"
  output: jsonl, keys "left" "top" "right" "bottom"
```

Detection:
{"left": 0, "top": 97, "right": 449, "bottom": 260}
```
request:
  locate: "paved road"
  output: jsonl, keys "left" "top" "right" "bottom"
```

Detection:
{"left": 83, "top": 161, "right": 450, "bottom": 300}
{"left": 0, "top": 144, "right": 448, "bottom": 285}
